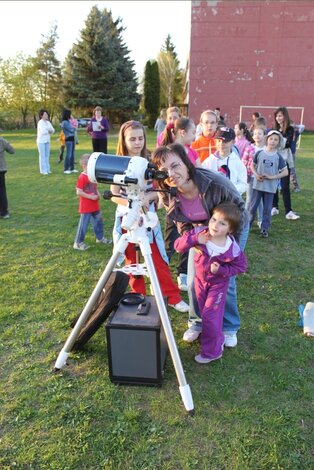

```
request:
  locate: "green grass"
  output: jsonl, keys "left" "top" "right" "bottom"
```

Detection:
{"left": 0, "top": 128, "right": 313, "bottom": 469}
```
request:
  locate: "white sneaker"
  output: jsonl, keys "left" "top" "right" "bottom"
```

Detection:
{"left": 71, "top": 169, "right": 79, "bottom": 173}
{"left": 224, "top": 333, "right": 237, "bottom": 348}
{"left": 96, "top": 237, "right": 112, "bottom": 244}
{"left": 285, "top": 211, "right": 300, "bottom": 220}
{"left": 177, "top": 274, "right": 188, "bottom": 292}
{"left": 183, "top": 326, "right": 201, "bottom": 342}
{"left": 73, "top": 242, "right": 90, "bottom": 251}
{"left": 169, "top": 300, "right": 189, "bottom": 313}
{"left": 64, "top": 170, "right": 72, "bottom": 174}
{"left": 271, "top": 208, "right": 279, "bottom": 216}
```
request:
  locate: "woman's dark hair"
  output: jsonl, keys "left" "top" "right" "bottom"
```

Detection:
{"left": 151, "top": 143, "right": 196, "bottom": 190}
{"left": 39, "top": 109, "right": 49, "bottom": 119}
{"left": 212, "top": 202, "right": 241, "bottom": 234}
{"left": 62, "top": 109, "right": 71, "bottom": 121}
{"left": 238, "top": 122, "right": 254, "bottom": 143}
{"left": 274, "top": 106, "right": 291, "bottom": 133}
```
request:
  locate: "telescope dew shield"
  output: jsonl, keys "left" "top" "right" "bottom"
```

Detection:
{"left": 87, "top": 153, "right": 131, "bottom": 184}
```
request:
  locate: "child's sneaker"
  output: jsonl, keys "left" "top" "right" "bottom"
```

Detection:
{"left": 260, "top": 229, "right": 268, "bottom": 238}
{"left": 96, "top": 237, "right": 112, "bottom": 244}
{"left": 73, "top": 242, "right": 90, "bottom": 250}
{"left": 271, "top": 207, "right": 279, "bottom": 216}
{"left": 194, "top": 353, "right": 222, "bottom": 364}
{"left": 169, "top": 300, "right": 189, "bottom": 313}
{"left": 285, "top": 211, "right": 300, "bottom": 220}
{"left": 177, "top": 273, "right": 188, "bottom": 291}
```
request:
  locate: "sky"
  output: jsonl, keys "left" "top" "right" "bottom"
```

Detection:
{"left": 0, "top": 1, "right": 192, "bottom": 77}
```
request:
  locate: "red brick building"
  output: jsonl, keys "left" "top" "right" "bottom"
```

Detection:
{"left": 188, "top": 0, "right": 314, "bottom": 129}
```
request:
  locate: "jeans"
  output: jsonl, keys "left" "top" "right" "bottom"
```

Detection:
{"left": 64, "top": 140, "right": 75, "bottom": 171}
{"left": 37, "top": 142, "right": 50, "bottom": 174}
{"left": 249, "top": 190, "right": 274, "bottom": 232}
{"left": 74, "top": 211, "right": 104, "bottom": 244}
{"left": 164, "top": 214, "right": 188, "bottom": 276}
{"left": 187, "top": 222, "right": 250, "bottom": 334}
{"left": 246, "top": 177, "right": 263, "bottom": 223}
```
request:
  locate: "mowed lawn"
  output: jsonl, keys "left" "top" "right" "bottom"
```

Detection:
{"left": 0, "top": 127, "right": 313, "bottom": 469}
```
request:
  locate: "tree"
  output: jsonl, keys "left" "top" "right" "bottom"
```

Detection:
{"left": 32, "top": 22, "right": 62, "bottom": 120}
{"left": 63, "top": 6, "right": 139, "bottom": 117}
{"left": 143, "top": 60, "right": 160, "bottom": 128}
{"left": 0, "top": 53, "right": 37, "bottom": 127}
{"left": 157, "top": 35, "right": 183, "bottom": 107}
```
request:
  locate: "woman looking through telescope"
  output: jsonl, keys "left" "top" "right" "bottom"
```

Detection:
{"left": 110, "top": 120, "right": 189, "bottom": 313}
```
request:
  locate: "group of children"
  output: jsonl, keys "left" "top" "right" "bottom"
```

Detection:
{"left": 71, "top": 105, "right": 301, "bottom": 364}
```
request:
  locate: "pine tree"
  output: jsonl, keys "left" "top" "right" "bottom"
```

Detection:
{"left": 144, "top": 60, "right": 160, "bottom": 128}
{"left": 32, "top": 22, "right": 62, "bottom": 119}
{"left": 63, "top": 6, "right": 139, "bottom": 115}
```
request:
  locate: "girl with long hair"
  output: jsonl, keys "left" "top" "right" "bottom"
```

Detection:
{"left": 110, "top": 120, "right": 189, "bottom": 313}
{"left": 271, "top": 107, "right": 300, "bottom": 220}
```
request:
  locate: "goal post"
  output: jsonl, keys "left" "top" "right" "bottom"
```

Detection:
{"left": 239, "top": 105, "right": 305, "bottom": 148}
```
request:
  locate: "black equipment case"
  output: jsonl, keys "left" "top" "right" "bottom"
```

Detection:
{"left": 106, "top": 295, "right": 168, "bottom": 386}
{"left": 72, "top": 271, "right": 129, "bottom": 351}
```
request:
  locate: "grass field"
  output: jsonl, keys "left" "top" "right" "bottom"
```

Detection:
{"left": 0, "top": 128, "right": 313, "bottom": 469}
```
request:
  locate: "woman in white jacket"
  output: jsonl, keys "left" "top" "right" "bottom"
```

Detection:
{"left": 36, "top": 109, "right": 55, "bottom": 175}
{"left": 202, "top": 126, "right": 247, "bottom": 196}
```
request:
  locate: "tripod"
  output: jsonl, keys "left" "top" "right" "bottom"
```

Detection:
{"left": 54, "top": 201, "right": 194, "bottom": 415}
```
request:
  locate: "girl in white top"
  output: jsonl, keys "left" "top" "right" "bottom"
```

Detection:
{"left": 36, "top": 108, "right": 55, "bottom": 175}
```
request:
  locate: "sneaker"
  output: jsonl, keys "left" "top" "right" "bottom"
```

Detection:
{"left": 64, "top": 170, "right": 72, "bottom": 174}
{"left": 1, "top": 214, "right": 10, "bottom": 219}
{"left": 71, "top": 169, "right": 79, "bottom": 173}
{"left": 271, "top": 207, "right": 279, "bottom": 216}
{"left": 169, "top": 300, "right": 189, "bottom": 313}
{"left": 183, "top": 326, "right": 201, "bottom": 342}
{"left": 293, "top": 188, "right": 301, "bottom": 193}
{"left": 194, "top": 353, "right": 222, "bottom": 364}
{"left": 96, "top": 237, "right": 112, "bottom": 244}
{"left": 260, "top": 229, "right": 268, "bottom": 238}
{"left": 73, "top": 242, "right": 90, "bottom": 251}
{"left": 285, "top": 211, "right": 300, "bottom": 220}
{"left": 177, "top": 273, "right": 188, "bottom": 292}
{"left": 224, "top": 333, "right": 237, "bottom": 348}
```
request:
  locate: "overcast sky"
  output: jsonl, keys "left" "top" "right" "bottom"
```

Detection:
{"left": 0, "top": 1, "right": 192, "bottom": 76}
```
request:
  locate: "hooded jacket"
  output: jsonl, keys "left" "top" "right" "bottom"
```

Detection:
{"left": 159, "top": 168, "right": 249, "bottom": 242}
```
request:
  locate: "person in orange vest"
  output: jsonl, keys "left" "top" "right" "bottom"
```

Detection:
{"left": 191, "top": 109, "right": 219, "bottom": 163}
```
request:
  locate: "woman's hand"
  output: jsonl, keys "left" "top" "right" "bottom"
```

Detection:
{"left": 197, "top": 228, "right": 210, "bottom": 244}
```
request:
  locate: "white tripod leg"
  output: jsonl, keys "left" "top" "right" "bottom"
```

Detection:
{"left": 138, "top": 235, "right": 195, "bottom": 415}
{"left": 54, "top": 233, "right": 131, "bottom": 371}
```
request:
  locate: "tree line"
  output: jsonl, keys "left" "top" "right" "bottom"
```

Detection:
{"left": 0, "top": 6, "right": 185, "bottom": 129}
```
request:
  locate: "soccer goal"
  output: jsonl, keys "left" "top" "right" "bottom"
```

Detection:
{"left": 239, "top": 105, "right": 305, "bottom": 148}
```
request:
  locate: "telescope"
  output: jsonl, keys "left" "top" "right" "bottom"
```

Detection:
{"left": 54, "top": 152, "right": 194, "bottom": 415}
{"left": 87, "top": 152, "right": 168, "bottom": 189}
